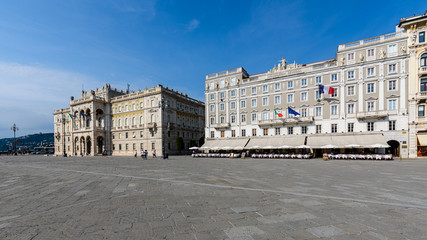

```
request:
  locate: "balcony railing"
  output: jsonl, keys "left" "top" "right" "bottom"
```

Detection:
{"left": 147, "top": 122, "right": 157, "bottom": 129}
{"left": 356, "top": 111, "right": 388, "bottom": 120}
{"left": 211, "top": 123, "right": 230, "bottom": 129}
{"left": 420, "top": 66, "right": 427, "bottom": 76}
{"left": 257, "top": 119, "right": 285, "bottom": 126}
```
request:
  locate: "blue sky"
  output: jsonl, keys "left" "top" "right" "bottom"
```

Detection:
{"left": 0, "top": 0, "right": 425, "bottom": 138}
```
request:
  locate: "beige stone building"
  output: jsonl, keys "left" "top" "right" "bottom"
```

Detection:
{"left": 399, "top": 13, "right": 427, "bottom": 157}
{"left": 204, "top": 20, "right": 411, "bottom": 157}
{"left": 54, "top": 84, "right": 205, "bottom": 157}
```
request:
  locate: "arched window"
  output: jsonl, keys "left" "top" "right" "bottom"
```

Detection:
{"left": 140, "top": 116, "right": 144, "bottom": 124}
{"left": 125, "top": 118, "right": 128, "bottom": 126}
{"left": 421, "top": 53, "right": 427, "bottom": 67}
{"left": 132, "top": 117, "right": 135, "bottom": 126}
{"left": 118, "top": 119, "right": 122, "bottom": 127}
{"left": 151, "top": 114, "right": 155, "bottom": 123}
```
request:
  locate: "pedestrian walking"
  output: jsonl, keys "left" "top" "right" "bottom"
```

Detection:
{"left": 153, "top": 150, "right": 156, "bottom": 158}
{"left": 141, "top": 150, "right": 144, "bottom": 159}
{"left": 144, "top": 150, "right": 148, "bottom": 159}
{"left": 134, "top": 151, "right": 137, "bottom": 158}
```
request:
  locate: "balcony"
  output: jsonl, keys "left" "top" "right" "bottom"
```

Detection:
{"left": 147, "top": 122, "right": 157, "bottom": 129}
{"left": 284, "top": 116, "right": 314, "bottom": 125}
{"left": 211, "top": 123, "right": 230, "bottom": 129}
{"left": 416, "top": 92, "right": 427, "bottom": 102}
{"left": 257, "top": 119, "right": 285, "bottom": 127}
{"left": 356, "top": 111, "right": 388, "bottom": 120}
{"left": 420, "top": 66, "right": 427, "bottom": 76}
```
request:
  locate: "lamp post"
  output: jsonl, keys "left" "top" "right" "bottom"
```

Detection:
{"left": 158, "top": 97, "right": 168, "bottom": 159}
{"left": 61, "top": 113, "right": 67, "bottom": 157}
{"left": 11, "top": 124, "right": 18, "bottom": 155}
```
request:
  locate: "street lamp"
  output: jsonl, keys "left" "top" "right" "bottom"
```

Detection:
{"left": 61, "top": 113, "right": 67, "bottom": 157}
{"left": 158, "top": 97, "right": 168, "bottom": 159}
{"left": 11, "top": 124, "right": 18, "bottom": 155}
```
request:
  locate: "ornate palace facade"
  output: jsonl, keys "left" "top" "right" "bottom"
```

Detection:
{"left": 204, "top": 18, "right": 413, "bottom": 157}
{"left": 54, "top": 84, "right": 205, "bottom": 156}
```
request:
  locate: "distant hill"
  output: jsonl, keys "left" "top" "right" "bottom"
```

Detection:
{"left": 0, "top": 133, "right": 54, "bottom": 151}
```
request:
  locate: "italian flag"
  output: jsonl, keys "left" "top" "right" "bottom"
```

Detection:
{"left": 274, "top": 109, "right": 283, "bottom": 118}
{"left": 69, "top": 113, "right": 74, "bottom": 119}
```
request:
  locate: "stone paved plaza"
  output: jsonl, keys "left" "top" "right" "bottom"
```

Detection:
{"left": 1, "top": 155, "right": 427, "bottom": 239}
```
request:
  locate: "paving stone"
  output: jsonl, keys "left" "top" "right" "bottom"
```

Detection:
{"left": 306, "top": 225, "right": 346, "bottom": 238}
{"left": 224, "top": 226, "right": 264, "bottom": 238}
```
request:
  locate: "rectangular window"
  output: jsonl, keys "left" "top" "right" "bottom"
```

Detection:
{"left": 274, "top": 83, "right": 280, "bottom": 90}
{"left": 347, "top": 53, "right": 354, "bottom": 60}
{"left": 421, "top": 79, "right": 427, "bottom": 92}
{"left": 220, "top": 79, "right": 225, "bottom": 86}
{"left": 301, "top": 126, "right": 307, "bottom": 134}
{"left": 388, "top": 80, "right": 397, "bottom": 91}
{"left": 388, "top": 64, "right": 396, "bottom": 73}
{"left": 388, "top": 44, "right": 397, "bottom": 53}
{"left": 220, "top": 92, "right": 225, "bottom": 99}
{"left": 241, "top": 129, "right": 246, "bottom": 137}
{"left": 209, "top": 81, "right": 214, "bottom": 89}
{"left": 315, "top": 90, "right": 320, "bottom": 100}
{"left": 140, "top": 143, "right": 143, "bottom": 150}
{"left": 331, "top": 88, "right": 337, "bottom": 97}
{"left": 241, "top": 114, "right": 246, "bottom": 122}
{"left": 262, "top": 97, "right": 268, "bottom": 106}
{"left": 241, "top": 100, "right": 246, "bottom": 108}
{"left": 220, "top": 116, "right": 225, "bottom": 123}
{"left": 210, "top": 131, "right": 214, "bottom": 138}
{"left": 263, "top": 128, "right": 268, "bottom": 136}
{"left": 348, "top": 71, "right": 354, "bottom": 79}
{"left": 262, "top": 112, "right": 268, "bottom": 120}
{"left": 316, "top": 125, "right": 322, "bottom": 133}
{"left": 315, "top": 106, "right": 322, "bottom": 116}
{"left": 220, "top": 131, "right": 225, "bottom": 138}
{"left": 331, "top": 74, "right": 337, "bottom": 82}
{"left": 418, "top": 105, "right": 425, "bottom": 117}
{"left": 119, "top": 144, "right": 122, "bottom": 150}
{"left": 230, "top": 102, "right": 236, "bottom": 110}
{"left": 140, "top": 131, "right": 143, "bottom": 138}
{"left": 288, "top": 127, "right": 293, "bottom": 135}
{"left": 367, "top": 102, "right": 375, "bottom": 112}
{"left": 367, "top": 83, "right": 375, "bottom": 93}
{"left": 274, "top": 95, "right": 281, "bottom": 104}
{"left": 251, "top": 113, "right": 257, "bottom": 121}
{"left": 241, "top": 89, "right": 246, "bottom": 96}
{"left": 367, "top": 122, "right": 374, "bottom": 132}
{"left": 288, "top": 81, "right": 293, "bottom": 88}
{"left": 389, "top": 120, "right": 396, "bottom": 131}
{"left": 388, "top": 99, "right": 396, "bottom": 110}
{"left": 367, "top": 67, "right": 374, "bottom": 77}
{"left": 331, "top": 105, "right": 338, "bottom": 115}
{"left": 301, "top": 92, "right": 307, "bottom": 101}
{"left": 230, "top": 90, "right": 235, "bottom": 97}
{"left": 348, "top": 123, "right": 354, "bottom": 132}
{"left": 210, "top": 117, "right": 214, "bottom": 124}
{"left": 367, "top": 49, "right": 375, "bottom": 57}
{"left": 220, "top": 103, "right": 225, "bottom": 111}
{"left": 347, "top": 85, "right": 355, "bottom": 96}
{"left": 251, "top": 87, "right": 257, "bottom": 94}
{"left": 347, "top": 103, "right": 354, "bottom": 114}
{"left": 231, "top": 115, "right": 236, "bottom": 123}
{"left": 231, "top": 77, "right": 236, "bottom": 84}
{"left": 420, "top": 32, "right": 425, "bottom": 43}
{"left": 275, "top": 127, "right": 280, "bottom": 135}
{"left": 263, "top": 85, "right": 268, "bottom": 92}
{"left": 209, "top": 104, "right": 214, "bottom": 112}
{"left": 315, "top": 76, "right": 322, "bottom": 84}
{"left": 232, "top": 130, "right": 236, "bottom": 137}
{"left": 251, "top": 99, "right": 257, "bottom": 107}
{"left": 301, "top": 108, "right": 307, "bottom": 117}
{"left": 126, "top": 144, "right": 129, "bottom": 150}
{"left": 331, "top": 124, "right": 337, "bottom": 133}
{"left": 252, "top": 129, "right": 257, "bottom": 136}
{"left": 287, "top": 94, "right": 294, "bottom": 103}
{"left": 301, "top": 79, "right": 307, "bottom": 86}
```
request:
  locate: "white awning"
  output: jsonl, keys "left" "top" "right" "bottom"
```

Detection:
{"left": 244, "top": 136, "right": 306, "bottom": 149}
{"left": 417, "top": 135, "right": 427, "bottom": 146}
{"left": 200, "top": 138, "right": 250, "bottom": 150}
{"left": 307, "top": 134, "right": 389, "bottom": 148}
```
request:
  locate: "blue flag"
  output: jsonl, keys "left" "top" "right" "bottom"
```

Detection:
{"left": 288, "top": 107, "right": 300, "bottom": 116}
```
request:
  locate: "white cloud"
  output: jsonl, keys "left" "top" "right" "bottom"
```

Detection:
{"left": 0, "top": 62, "right": 103, "bottom": 138}
{"left": 186, "top": 19, "right": 200, "bottom": 32}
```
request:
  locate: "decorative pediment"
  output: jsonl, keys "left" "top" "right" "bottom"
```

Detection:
{"left": 346, "top": 99, "right": 358, "bottom": 103}
{"left": 386, "top": 94, "right": 400, "bottom": 99}
{"left": 300, "top": 104, "right": 310, "bottom": 108}
{"left": 365, "top": 97, "right": 378, "bottom": 101}
{"left": 314, "top": 102, "right": 325, "bottom": 106}
{"left": 262, "top": 108, "right": 270, "bottom": 111}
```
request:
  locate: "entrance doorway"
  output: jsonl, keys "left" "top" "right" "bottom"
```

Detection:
{"left": 97, "top": 137, "right": 103, "bottom": 154}
{"left": 387, "top": 140, "right": 400, "bottom": 157}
